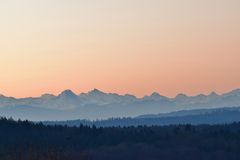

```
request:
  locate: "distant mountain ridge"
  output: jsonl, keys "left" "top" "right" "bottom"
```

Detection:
{"left": 1, "top": 88, "right": 240, "bottom": 120}
{"left": 43, "top": 106, "right": 240, "bottom": 127}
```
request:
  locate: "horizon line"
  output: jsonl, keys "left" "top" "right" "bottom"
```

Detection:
{"left": 1, "top": 88, "right": 239, "bottom": 100}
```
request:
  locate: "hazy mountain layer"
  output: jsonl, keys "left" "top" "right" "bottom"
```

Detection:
{"left": 43, "top": 106, "right": 240, "bottom": 127}
{"left": 1, "top": 89, "right": 240, "bottom": 120}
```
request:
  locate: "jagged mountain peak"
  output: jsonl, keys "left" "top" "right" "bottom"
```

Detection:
{"left": 175, "top": 93, "right": 188, "bottom": 99}
{"left": 59, "top": 89, "right": 77, "bottom": 98}
{"left": 209, "top": 92, "right": 219, "bottom": 97}
{"left": 142, "top": 92, "right": 167, "bottom": 101}
{"left": 223, "top": 89, "right": 240, "bottom": 96}
{"left": 150, "top": 92, "right": 167, "bottom": 99}
{"left": 151, "top": 92, "right": 161, "bottom": 97}
{"left": 41, "top": 93, "right": 55, "bottom": 99}
{"left": 124, "top": 94, "right": 136, "bottom": 99}
{"left": 88, "top": 88, "right": 106, "bottom": 95}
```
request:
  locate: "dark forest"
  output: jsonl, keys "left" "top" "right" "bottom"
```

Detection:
{"left": 1, "top": 117, "right": 240, "bottom": 160}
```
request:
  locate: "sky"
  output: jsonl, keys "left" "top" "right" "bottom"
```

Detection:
{"left": 0, "top": 0, "right": 240, "bottom": 98}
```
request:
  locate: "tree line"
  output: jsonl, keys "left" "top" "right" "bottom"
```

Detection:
{"left": 1, "top": 117, "right": 240, "bottom": 160}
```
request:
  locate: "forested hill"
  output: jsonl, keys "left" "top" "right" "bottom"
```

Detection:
{"left": 1, "top": 117, "right": 240, "bottom": 160}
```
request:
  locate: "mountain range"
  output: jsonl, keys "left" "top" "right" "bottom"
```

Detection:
{"left": 1, "top": 88, "right": 240, "bottom": 120}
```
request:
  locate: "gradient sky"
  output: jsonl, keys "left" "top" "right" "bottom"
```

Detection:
{"left": 0, "top": 0, "right": 240, "bottom": 98}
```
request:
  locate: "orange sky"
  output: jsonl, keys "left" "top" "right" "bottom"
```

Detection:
{"left": 0, "top": 0, "right": 240, "bottom": 98}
